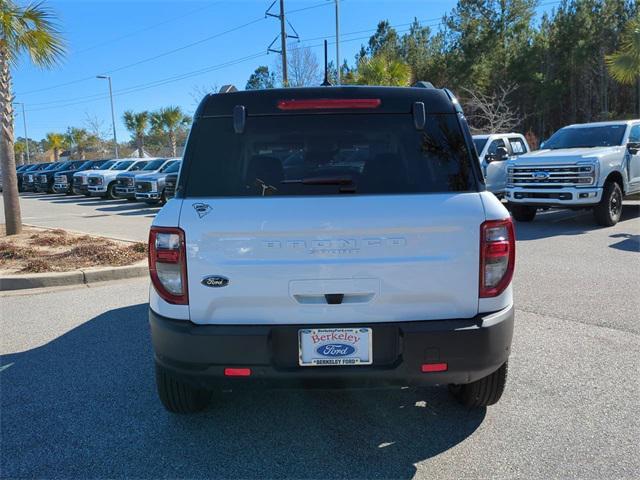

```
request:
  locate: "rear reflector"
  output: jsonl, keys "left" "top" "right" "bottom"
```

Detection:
{"left": 277, "top": 98, "right": 381, "bottom": 110}
{"left": 421, "top": 363, "right": 448, "bottom": 373}
{"left": 224, "top": 368, "right": 251, "bottom": 377}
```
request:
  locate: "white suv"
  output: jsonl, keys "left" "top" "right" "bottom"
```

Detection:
{"left": 148, "top": 86, "right": 516, "bottom": 413}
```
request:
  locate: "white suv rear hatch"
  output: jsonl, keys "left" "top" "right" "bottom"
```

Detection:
{"left": 177, "top": 112, "right": 484, "bottom": 325}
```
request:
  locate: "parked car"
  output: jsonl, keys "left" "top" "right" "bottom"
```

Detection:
{"left": 134, "top": 159, "right": 181, "bottom": 204}
{"left": 114, "top": 158, "right": 172, "bottom": 200}
{"left": 473, "top": 133, "right": 530, "bottom": 198}
{"left": 22, "top": 162, "right": 55, "bottom": 192}
{"left": 163, "top": 172, "right": 178, "bottom": 199}
{"left": 0, "top": 164, "right": 30, "bottom": 192}
{"left": 53, "top": 159, "right": 111, "bottom": 194}
{"left": 148, "top": 85, "right": 515, "bottom": 413}
{"left": 34, "top": 160, "right": 85, "bottom": 193}
{"left": 72, "top": 159, "right": 117, "bottom": 195}
{"left": 506, "top": 120, "right": 640, "bottom": 225}
{"left": 87, "top": 159, "right": 151, "bottom": 199}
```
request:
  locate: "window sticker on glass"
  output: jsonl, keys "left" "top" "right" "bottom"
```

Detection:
{"left": 510, "top": 140, "right": 524, "bottom": 153}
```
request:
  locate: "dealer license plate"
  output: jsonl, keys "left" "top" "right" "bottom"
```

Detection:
{"left": 298, "top": 327, "right": 372, "bottom": 366}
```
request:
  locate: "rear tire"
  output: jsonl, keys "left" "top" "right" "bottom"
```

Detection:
{"left": 509, "top": 204, "right": 537, "bottom": 222}
{"left": 593, "top": 181, "right": 622, "bottom": 227}
{"left": 155, "top": 364, "right": 211, "bottom": 414}
{"left": 449, "top": 362, "right": 508, "bottom": 408}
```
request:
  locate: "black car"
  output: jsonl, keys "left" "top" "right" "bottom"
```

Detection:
{"left": 53, "top": 159, "right": 111, "bottom": 194}
{"left": 34, "top": 161, "right": 85, "bottom": 193}
{"left": 21, "top": 163, "right": 53, "bottom": 192}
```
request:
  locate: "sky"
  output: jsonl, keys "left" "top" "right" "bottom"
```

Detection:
{"left": 14, "top": 0, "right": 557, "bottom": 143}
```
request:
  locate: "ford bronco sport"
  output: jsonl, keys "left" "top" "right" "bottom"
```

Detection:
{"left": 148, "top": 85, "right": 515, "bottom": 413}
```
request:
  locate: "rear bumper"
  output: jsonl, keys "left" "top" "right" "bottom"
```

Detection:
{"left": 150, "top": 305, "right": 514, "bottom": 389}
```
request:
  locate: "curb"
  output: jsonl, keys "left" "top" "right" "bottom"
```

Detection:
{"left": 0, "top": 262, "right": 148, "bottom": 292}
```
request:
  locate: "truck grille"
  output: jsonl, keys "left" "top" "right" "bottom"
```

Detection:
{"left": 165, "top": 175, "right": 177, "bottom": 198}
{"left": 117, "top": 177, "right": 134, "bottom": 187}
{"left": 55, "top": 175, "right": 67, "bottom": 184}
{"left": 136, "top": 181, "right": 153, "bottom": 193}
{"left": 37, "top": 174, "right": 47, "bottom": 183}
{"left": 507, "top": 165, "right": 596, "bottom": 188}
{"left": 25, "top": 174, "right": 34, "bottom": 182}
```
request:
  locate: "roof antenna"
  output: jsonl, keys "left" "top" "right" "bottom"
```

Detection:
{"left": 321, "top": 39, "right": 332, "bottom": 86}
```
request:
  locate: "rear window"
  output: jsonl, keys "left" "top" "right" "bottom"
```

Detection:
{"left": 182, "top": 114, "right": 475, "bottom": 197}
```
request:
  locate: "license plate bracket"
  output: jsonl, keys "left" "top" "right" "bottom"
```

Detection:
{"left": 298, "top": 327, "right": 373, "bottom": 366}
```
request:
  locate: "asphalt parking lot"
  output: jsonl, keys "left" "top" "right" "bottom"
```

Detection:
{"left": 1, "top": 196, "right": 639, "bottom": 479}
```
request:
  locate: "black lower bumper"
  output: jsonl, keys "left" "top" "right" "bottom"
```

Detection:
{"left": 150, "top": 305, "right": 514, "bottom": 389}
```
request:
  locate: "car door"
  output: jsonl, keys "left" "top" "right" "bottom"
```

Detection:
{"left": 485, "top": 138, "right": 508, "bottom": 195}
{"left": 627, "top": 124, "right": 640, "bottom": 192}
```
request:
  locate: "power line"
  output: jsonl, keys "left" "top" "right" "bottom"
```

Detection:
{"left": 73, "top": 2, "right": 223, "bottom": 55}
{"left": 17, "top": 1, "right": 332, "bottom": 97}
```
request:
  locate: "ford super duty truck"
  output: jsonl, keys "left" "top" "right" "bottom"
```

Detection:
{"left": 148, "top": 85, "right": 516, "bottom": 413}
{"left": 506, "top": 120, "right": 640, "bottom": 226}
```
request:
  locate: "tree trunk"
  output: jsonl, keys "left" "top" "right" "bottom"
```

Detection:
{"left": 169, "top": 130, "right": 176, "bottom": 157}
{"left": 53, "top": 148, "right": 59, "bottom": 161}
{"left": 136, "top": 135, "right": 144, "bottom": 158}
{"left": 0, "top": 45, "right": 22, "bottom": 235}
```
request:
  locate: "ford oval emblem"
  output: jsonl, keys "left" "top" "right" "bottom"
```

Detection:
{"left": 316, "top": 344, "right": 356, "bottom": 357}
{"left": 533, "top": 171, "right": 550, "bottom": 179}
{"left": 201, "top": 276, "right": 229, "bottom": 288}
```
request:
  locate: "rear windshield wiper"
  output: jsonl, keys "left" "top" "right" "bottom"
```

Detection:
{"left": 282, "top": 176, "right": 354, "bottom": 186}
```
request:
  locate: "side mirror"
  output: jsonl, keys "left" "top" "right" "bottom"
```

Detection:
{"left": 627, "top": 142, "right": 640, "bottom": 155}
{"left": 487, "top": 146, "right": 509, "bottom": 163}
{"left": 540, "top": 141, "right": 546, "bottom": 149}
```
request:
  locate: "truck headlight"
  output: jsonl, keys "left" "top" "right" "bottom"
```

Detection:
{"left": 577, "top": 161, "right": 597, "bottom": 186}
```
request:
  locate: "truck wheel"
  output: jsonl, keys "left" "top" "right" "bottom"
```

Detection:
{"left": 449, "top": 361, "right": 508, "bottom": 408}
{"left": 106, "top": 182, "right": 117, "bottom": 200}
{"left": 509, "top": 204, "right": 537, "bottom": 222}
{"left": 160, "top": 189, "right": 168, "bottom": 205}
{"left": 593, "top": 181, "right": 622, "bottom": 227}
{"left": 155, "top": 364, "right": 211, "bottom": 414}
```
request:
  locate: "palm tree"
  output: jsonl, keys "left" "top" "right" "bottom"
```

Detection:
{"left": 606, "top": 17, "right": 640, "bottom": 114}
{"left": 150, "top": 106, "right": 191, "bottom": 156}
{"left": 65, "top": 127, "right": 95, "bottom": 160}
{"left": 45, "top": 132, "right": 66, "bottom": 161}
{"left": 13, "top": 139, "right": 25, "bottom": 164}
{"left": 123, "top": 110, "right": 149, "bottom": 158}
{"left": 1, "top": 0, "right": 64, "bottom": 235}
{"left": 351, "top": 53, "right": 412, "bottom": 87}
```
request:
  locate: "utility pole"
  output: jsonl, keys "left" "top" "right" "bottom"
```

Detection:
{"left": 13, "top": 102, "right": 30, "bottom": 164}
{"left": 335, "top": 0, "right": 340, "bottom": 85}
{"left": 266, "top": 0, "right": 298, "bottom": 87}
{"left": 96, "top": 75, "right": 119, "bottom": 158}
{"left": 279, "top": 0, "right": 288, "bottom": 87}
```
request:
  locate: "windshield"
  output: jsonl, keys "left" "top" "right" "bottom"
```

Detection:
{"left": 544, "top": 125, "right": 626, "bottom": 149}
{"left": 78, "top": 161, "right": 93, "bottom": 170}
{"left": 473, "top": 138, "right": 488, "bottom": 154}
{"left": 142, "top": 159, "right": 165, "bottom": 171}
{"left": 183, "top": 114, "right": 475, "bottom": 197}
{"left": 112, "top": 160, "right": 134, "bottom": 170}
{"left": 162, "top": 161, "right": 180, "bottom": 173}
{"left": 100, "top": 160, "right": 116, "bottom": 169}
{"left": 44, "top": 163, "right": 61, "bottom": 171}
{"left": 129, "top": 161, "right": 149, "bottom": 171}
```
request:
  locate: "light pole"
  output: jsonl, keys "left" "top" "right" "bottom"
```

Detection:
{"left": 335, "top": 0, "right": 340, "bottom": 85}
{"left": 96, "top": 75, "right": 119, "bottom": 158}
{"left": 13, "top": 102, "right": 30, "bottom": 164}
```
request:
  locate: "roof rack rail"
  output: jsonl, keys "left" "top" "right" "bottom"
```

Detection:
{"left": 413, "top": 81, "right": 435, "bottom": 89}
{"left": 219, "top": 85, "right": 238, "bottom": 93}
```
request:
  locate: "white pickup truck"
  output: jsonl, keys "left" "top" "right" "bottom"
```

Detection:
{"left": 473, "top": 133, "right": 530, "bottom": 198}
{"left": 506, "top": 120, "right": 640, "bottom": 226}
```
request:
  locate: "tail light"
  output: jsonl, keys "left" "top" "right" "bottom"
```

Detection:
{"left": 149, "top": 227, "right": 188, "bottom": 305}
{"left": 479, "top": 218, "right": 515, "bottom": 298}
